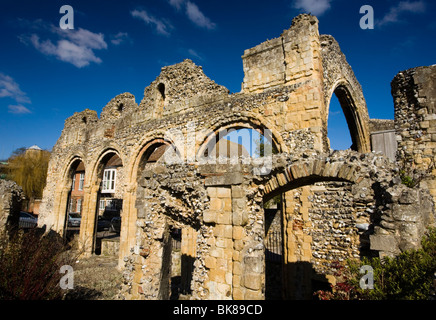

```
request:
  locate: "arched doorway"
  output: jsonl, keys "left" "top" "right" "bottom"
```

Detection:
{"left": 261, "top": 158, "right": 375, "bottom": 299}
{"left": 93, "top": 152, "right": 124, "bottom": 255}
{"left": 64, "top": 159, "right": 85, "bottom": 242}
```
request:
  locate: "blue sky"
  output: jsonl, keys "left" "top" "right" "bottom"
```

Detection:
{"left": 0, "top": 0, "right": 435, "bottom": 159}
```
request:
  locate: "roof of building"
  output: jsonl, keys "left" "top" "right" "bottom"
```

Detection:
{"left": 27, "top": 145, "right": 42, "bottom": 150}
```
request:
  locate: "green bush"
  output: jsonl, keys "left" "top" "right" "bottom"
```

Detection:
{"left": 0, "top": 229, "right": 76, "bottom": 300}
{"left": 315, "top": 228, "right": 436, "bottom": 300}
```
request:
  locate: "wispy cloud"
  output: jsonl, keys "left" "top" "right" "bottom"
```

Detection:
{"left": 0, "top": 73, "right": 31, "bottom": 104}
{"left": 168, "top": 0, "right": 216, "bottom": 29}
{"left": 19, "top": 21, "right": 108, "bottom": 68}
{"left": 293, "top": 0, "right": 333, "bottom": 16}
{"left": 110, "top": 32, "right": 130, "bottom": 45}
{"left": 378, "top": 1, "right": 426, "bottom": 27}
{"left": 187, "top": 48, "right": 204, "bottom": 60}
{"left": 0, "top": 73, "right": 32, "bottom": 114}
{"left": 168, "top": 0, "right": 185, "bottom": 11}
{"left": 185, "top": 1, "right": 216, "bottom": 29}
{"left": 131, "top": 9, "right": 173, "bottom": 36}
{"left": 8, "top": 104, "right": 32, "bottom": 114}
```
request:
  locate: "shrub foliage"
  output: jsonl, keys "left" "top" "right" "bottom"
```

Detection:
{"left": 0, "top": 229, "right": 76, "bottom": 300}
{"left": 315, "top": 228, "right": 436, "bottom": 300}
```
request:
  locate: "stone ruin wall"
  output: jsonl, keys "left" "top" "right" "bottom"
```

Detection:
{"left": 392, "top": 65, "right": 436, "bottom": 200}
{"left": 34, "top": 14, "right": 436, "bottom": 300}
{"left": 0, "top": 180, "right": 23, "bottom": 233}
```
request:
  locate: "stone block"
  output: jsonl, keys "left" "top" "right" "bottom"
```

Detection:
{"left": 232, "top": 210, "right": 248, "bottom": 226}
{"left": 205, "top": 256, "right": 216, "bottom": 269}
{"left": 205, "top": 173, "right": 243, "bottom": 186}
{"left": 370, "top": 234, "right": 400, "bottom": 254}
{"left": 207, "top": 187, "right": 217, "bottom": 198}
{"left": 223, "top": 198, "right": 232, "bottom": 212}
{"left": 217, "top": 187, "right": 231, "bottom": 198}
{"left": 233, "top": 287, "right": 244, "bottom": 300}
{"left": 210, "top": 198, "right": 223, "bottom": 211}
{"left": 231, "top": 186, "right": 245, "bottom": 198}
{"left": 243, "top": 273, "right": 262, "bottom": 291}
{"left": 233, "top": 226, "right": 244, "bottom": 240}
{"left": 217, "top": 212, "right": 232, "bottom": 225}
{"left": 203, "top": 210, "right": 216, "bottom": 224}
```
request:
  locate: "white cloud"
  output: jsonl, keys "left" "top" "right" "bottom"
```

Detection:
{"left": 293, "top": 0, "right": 332, "bottom": 16}
{"left": 187, "top": 48, "right": 204, "bottom": 60}
{"left": 379, "top": 1, "right": 426, "bottom": 26}
{"left": 8, "top": 104, "right": 32, "bottom": 114}
{"left": 168, "top": 0, "right": 185, "bottom": 10}
{"left": 185, "top": 1, "right": 216, "bottom": 29}
{"left": 111, "top": 32, "right": 130, "bottom": 45}
{"left": 131, "top": 9, "right": 172, "bottom": 36}
{"left": 21, "top": 26, "right": 107, "bottom": 68}
{"left": 0, "top": 73, "right": 31, "bottom": 104}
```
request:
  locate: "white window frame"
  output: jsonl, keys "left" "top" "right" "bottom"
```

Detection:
{"left": 69, "top": 198, "right": 74, "bottom": 212}
{"left": 79, "top": 173, "right": 85, "bottom": 191}
{"left": 101, "top": 168, "right": 116, "bottom": 193}
{"left": 72, "top": 174, "right": 76, "bottom": 190}
{"left": 99, "top": 199, "right": 105, "bottom": 211}
{"left": 77, "top": 198, "right": 82, "bottom": 213}
{"left": 106, "top": 199, "right": 115, "bottom": 211}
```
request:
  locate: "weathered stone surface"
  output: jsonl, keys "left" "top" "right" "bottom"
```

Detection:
{"left": 0, "top": 180, "right": 23, "bottom": 232}
{"left": 38, "top": 13, "right": 436, "bottom": 301}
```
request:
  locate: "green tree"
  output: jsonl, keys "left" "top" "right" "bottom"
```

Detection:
{"left": 7, "top": 148, "right": 51, "bottom": 200}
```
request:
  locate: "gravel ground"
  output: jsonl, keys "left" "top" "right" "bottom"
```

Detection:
{"left": 63, "top": 254, "right": 123, "bottom": 300}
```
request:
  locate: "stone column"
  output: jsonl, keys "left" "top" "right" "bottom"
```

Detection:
{"left": 118, "top": 183, "right": 137, "bottom": 269}
{"left": 203, "top": 186, "right": 234, "bottom": 299}
{"left": 393, "top": 65, "right": 436, "bottom": 202}
{"left": 78, "top": 184, "right": 99, "bottom": 256}
{"left": 282, "top": 187, "right": 313, "bottom": 299}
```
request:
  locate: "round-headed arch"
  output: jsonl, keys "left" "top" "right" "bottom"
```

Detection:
{"left": 126, "top": 135, "right": 182, "bottom": 186}
{"left": 196, "top": 114, "right": 285, "bottom": 160}
{"left": 261, "top": 155, "right": 366, "bottom": 203}
{"left": 61, "top": 154, "right": 87, "bottom": 186}
{"left": 89, "top": 146, "right": 125, "bottom": 187}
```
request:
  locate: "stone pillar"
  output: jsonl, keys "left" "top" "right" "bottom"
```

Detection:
{"left": 118, "top": 184, "right": 138, "bottom": 269}
{"left": 203, "top": 186, "right": 234, "bottom": 299}
{"left": 78, "top": 184, "right": 99, "bottom": 255}
{"left": 0, "top": 180, "right": 23, "bottom": 233}
{"left": 393, "top": 65, "right": 436, "bottom": 202}
{"left": 180, "top": 227, "right": 197, "bottom": 294}
{"left": 282, "top": 187, "right": 313, "bottom": 299}
{"left": 53, "top": 186, "right": 70, "bottom": 235}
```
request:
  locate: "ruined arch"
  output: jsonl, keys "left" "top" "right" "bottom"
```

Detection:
{"left": 118, "top": 136, "right": 183, "bottom": 268}
{"left": 75, "top": 147, "right": 126, "bottom": 256}
{"left": 53, "top": 155, "right": 87, "bottom": 237}
{"left": 89, "top": 147, "right": 125, "bottom": 185}
{"left": 196, "top": 115, "right": 284, "bottom": 161}
{"left": 320, "top": 34, "right": 371, "bottom": 153}
{"left": 325, "top": 80, "right": 371, "bottom": 153}
{"left": 252, "top": 154, "right": 380, "bottom": 299}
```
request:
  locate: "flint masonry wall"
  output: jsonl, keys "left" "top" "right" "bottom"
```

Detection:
{"left": 0, "top": 180, "right": 23, "bottom": 233}
{"left": 393, "top": 65, "right": 436, "bottom": 200}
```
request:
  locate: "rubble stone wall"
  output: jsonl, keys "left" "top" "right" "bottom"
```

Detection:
{"left": 392, "top": 65, "right": 436, "bottom": 200}
{"left": 0, "top": 180, "right": 23, "bottom": 232}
